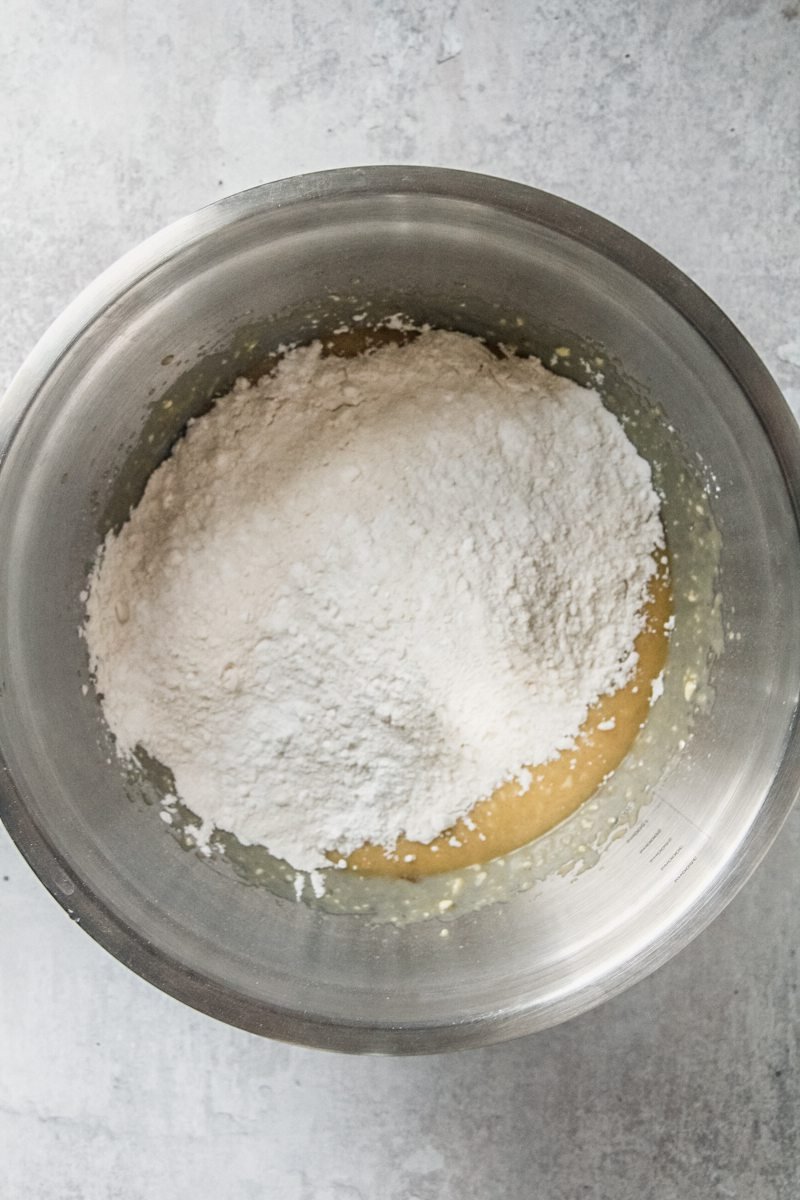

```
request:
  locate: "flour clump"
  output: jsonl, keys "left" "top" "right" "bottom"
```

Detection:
{"left": 85, "top": 330, "right": 663, "bottom": 874}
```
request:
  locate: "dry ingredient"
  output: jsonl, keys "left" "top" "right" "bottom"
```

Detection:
{"left": 85, "top": 330, "right": 663, "bottom": 878}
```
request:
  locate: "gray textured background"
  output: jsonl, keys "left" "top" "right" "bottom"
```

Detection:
{"left": 1, "top": 2, "right": 799, "bottom": 1197}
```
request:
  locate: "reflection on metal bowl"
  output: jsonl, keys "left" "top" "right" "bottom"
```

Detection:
{"left": 1, "top": 167, "right": 798, "bottom": 1053}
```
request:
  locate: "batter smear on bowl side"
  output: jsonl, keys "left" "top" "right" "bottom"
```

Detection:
{"left": 84, "top": 329, "right": 668, "bottom": 887}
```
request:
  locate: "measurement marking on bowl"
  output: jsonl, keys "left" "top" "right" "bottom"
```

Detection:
{"left": 626, "top": 812, "right": 707, "bottom": 883}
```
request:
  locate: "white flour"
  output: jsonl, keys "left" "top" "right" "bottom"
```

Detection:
{"left": 85, "top": 331, "right": 663, "bottom": 874}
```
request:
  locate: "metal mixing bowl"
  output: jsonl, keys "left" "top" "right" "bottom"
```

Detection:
{"left": 1, "top": 167, "right": 799, "bottom": 1053}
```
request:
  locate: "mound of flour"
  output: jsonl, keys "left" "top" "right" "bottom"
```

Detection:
{"left": 85, "top": 331, "right": 663, "bottom": 873}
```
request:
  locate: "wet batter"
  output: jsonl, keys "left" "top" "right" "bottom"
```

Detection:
{"left": 341, "top": 559, "right": 671, "bottom": 878}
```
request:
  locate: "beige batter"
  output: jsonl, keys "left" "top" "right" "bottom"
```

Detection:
{"left": 339, "top": 560, "right": 671, "bottom": 878}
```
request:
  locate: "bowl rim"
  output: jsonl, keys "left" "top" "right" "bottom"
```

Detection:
{"left": 1, "top": 164, "right": 799, "bottom": 1054}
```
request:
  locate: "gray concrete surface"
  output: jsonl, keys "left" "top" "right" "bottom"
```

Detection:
{"left": 1, "top": 1, "right": 799, "bottom": 1197}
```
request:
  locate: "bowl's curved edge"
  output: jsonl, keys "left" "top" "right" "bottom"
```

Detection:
{"left": 1, "top": 165, "right": 799, "bottom": 1054}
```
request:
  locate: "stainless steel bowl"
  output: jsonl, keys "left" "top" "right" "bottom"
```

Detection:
{"left": 1, "top": 167, "right": 799, "bottom": 1053}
